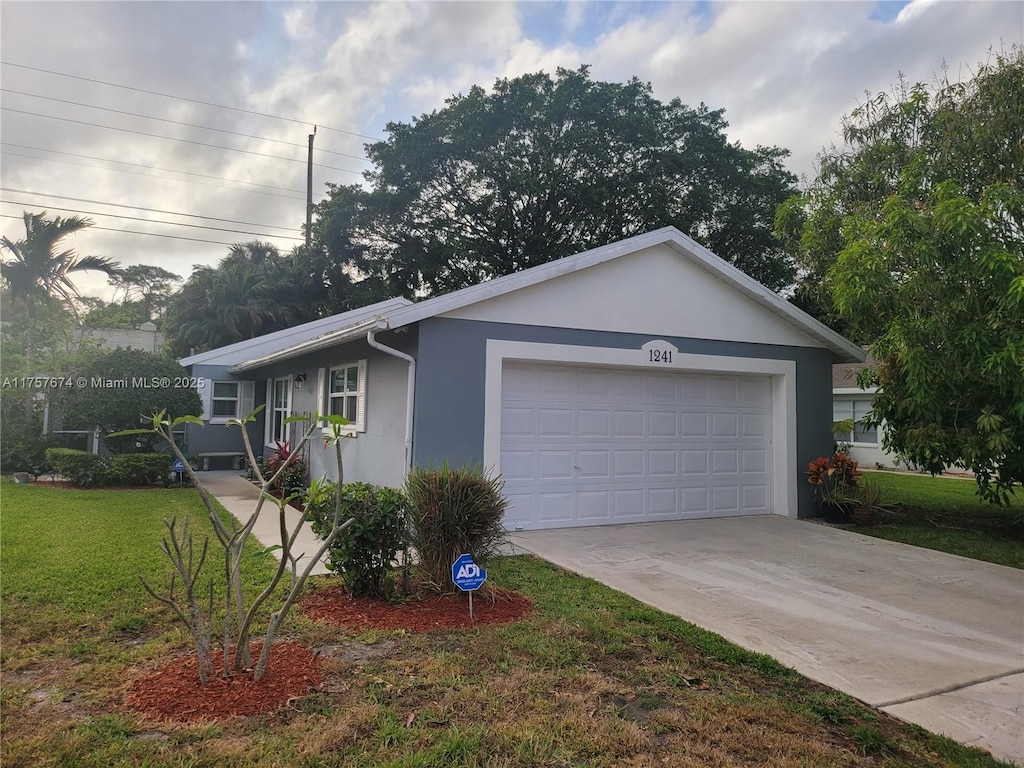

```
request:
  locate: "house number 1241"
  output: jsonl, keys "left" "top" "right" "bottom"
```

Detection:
{"left": 649, "top": 349, "right": 673, "bottom": 363}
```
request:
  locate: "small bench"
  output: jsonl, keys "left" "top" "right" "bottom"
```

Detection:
{"left": 197, "top": 452, "right": 246, "bottom": 471}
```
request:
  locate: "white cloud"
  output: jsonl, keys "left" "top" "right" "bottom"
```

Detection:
{"left": 1, "top": 0, "right": 1019, "bottom": 301}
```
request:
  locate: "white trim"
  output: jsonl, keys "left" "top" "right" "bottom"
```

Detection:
{"left": 266, "top": 376, "right": 293, "bottom": 446}
{"left": 483, "top": 340, "right": 798, "bottom": 519}
{"left": 209, "top": 380, "right": 241, "bottom": 424}
{"left": 319, "top": 359, "right": 367, "bottom": 434}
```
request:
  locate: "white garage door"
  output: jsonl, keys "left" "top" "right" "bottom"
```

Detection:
{"left": 500, "top": 362, "right": 773, "bottom": 530}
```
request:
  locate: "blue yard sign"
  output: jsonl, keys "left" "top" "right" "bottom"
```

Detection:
{"left": 171, "top": 457, "right": 186, "bottom": 473}
{"left": 452, "top": 553, "right": 487, "bottom": 619}
{"left": 451, "top": 553, "right": 487, "bottom": 591}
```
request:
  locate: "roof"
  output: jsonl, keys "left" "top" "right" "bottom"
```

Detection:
{"left": 180, "top": 297, "right": 411, "bottom": 368}
{"left": 230, "top": 227, "right": 866, "bottom": 373}
{"left": 833, "top": 349, "right": 878, "bottom": 391}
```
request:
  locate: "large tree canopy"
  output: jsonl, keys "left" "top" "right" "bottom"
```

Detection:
{"left": 314, "top": 66, "right": 798, "bottom": 298}
{"left": 779, "top": 47, "right": 1024, "bottom": 502}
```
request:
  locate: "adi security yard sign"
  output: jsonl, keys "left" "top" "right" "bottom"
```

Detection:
{"left": 452, "top": 553, "right": 487, "bottom": 591}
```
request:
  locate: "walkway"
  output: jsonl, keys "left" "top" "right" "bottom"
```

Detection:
{"left": 199, "top": 470, "right": 331, "bottom": 576}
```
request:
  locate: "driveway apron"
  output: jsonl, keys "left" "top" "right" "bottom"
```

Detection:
{"left": 512, "top": 516, "right": 1024, "bottom": 765}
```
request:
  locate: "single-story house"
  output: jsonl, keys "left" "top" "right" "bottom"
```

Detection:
{"left": 180, "top": 226, "right": 864, "bottom": 528}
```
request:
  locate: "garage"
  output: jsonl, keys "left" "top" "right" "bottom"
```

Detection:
{"left": 500, "top": 361, "right": 774, "bottom": 529}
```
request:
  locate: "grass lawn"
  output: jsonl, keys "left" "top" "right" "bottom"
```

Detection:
{"left": 853, "top": 471, "right": 1023, "bottom": 569}
{"left": 1, "top": 479, "right": 1016, "bottom": 767}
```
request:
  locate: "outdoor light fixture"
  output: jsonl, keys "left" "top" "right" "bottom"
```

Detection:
{"left": 294, "top": 374, "right": 307, "bottom": 388}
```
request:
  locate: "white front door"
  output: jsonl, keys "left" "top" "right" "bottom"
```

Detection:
{"left": 499, "top": 362, "right": 773, "bottom": 530}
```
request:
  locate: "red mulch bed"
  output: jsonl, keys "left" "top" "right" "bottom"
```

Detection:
{"left": 302, "top": 586, "right": 533, "bottom": 632}
{"left": 124, "top": 642, "right": 322, "bottom": 723}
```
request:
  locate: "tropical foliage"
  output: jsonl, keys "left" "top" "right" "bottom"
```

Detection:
{"left": 777, "top": 47, "right": 1024, "bottom": 502}
{"left": 162, "top": 242, "right": 314, "bottom": 357}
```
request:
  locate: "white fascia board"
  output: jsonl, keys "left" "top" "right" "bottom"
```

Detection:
{"left": 378, "top": 226, "right": 865, "bottom": 363}
{"left": 180, "top": 297, "right": 412, "bottom": 367}
{"left": 228, "top": 317, "right": 383, "bottom": 373}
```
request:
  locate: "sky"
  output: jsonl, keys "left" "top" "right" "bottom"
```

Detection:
{"left": 1, "top": 0, "right": 1021, "bottom": 303}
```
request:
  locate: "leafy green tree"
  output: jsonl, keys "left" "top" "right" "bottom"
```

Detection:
{"left": 58, "top": 348, "right": 202, "bottom": 449}
{"left": 781, "top": 47, "right": 1024, "bottom": 501}
{"left": 107, "top": 264, "right": 181, "bottom": 321}
{"left": 315, "top": 66, "right": 797, "bottom": 298}
{"left": 163, "top": 242, "right": 314, "bottom": 357}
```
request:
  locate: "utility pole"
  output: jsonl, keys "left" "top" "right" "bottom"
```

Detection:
{"left": 305, "top": 125, "right": 316, "bottom": 248}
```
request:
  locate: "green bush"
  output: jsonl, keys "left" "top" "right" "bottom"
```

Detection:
{"left": 45, "top": 448, "right": 108, "bottom": 488}
{"left": 307, "top": 481, "right": 407, "bottom": 598}
{"left": 107, "top": 453, "right": 172, "bottom": 486}
{"left": 405, "top": 464, "right": 509, "bottom": 592}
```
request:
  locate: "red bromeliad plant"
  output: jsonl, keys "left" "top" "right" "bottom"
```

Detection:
{"left": 806, "top": 451, "right": 862, "bottom": 507}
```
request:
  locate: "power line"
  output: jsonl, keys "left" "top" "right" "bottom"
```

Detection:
{"left": 1, "top": 187, "right": 300, "bottom": 232}
{"left": 2, "top": 107, "right": 364, "bottom": 174}
{"left": 1, "top": 88, "right": 371, "bottom": 162}
{"left": 0, "top": 213, "right": 256, "bottom": 247}
{"left": 1, "top": 148, "right": 306, "bottom": 201}
{"left": 1, "top": 198, "right": 304, "bottom": 241}
{"left": 2, "top": 143, "right": 303, "bottom": 198}
{"left": 1, "top": 60, "right": 384, "bottom": 142}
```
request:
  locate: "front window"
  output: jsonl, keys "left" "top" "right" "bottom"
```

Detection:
{"left": 211, "top": 381, "right": 239, "bottom": 419}
{"left": 321, "top": 360, "right": 366, "bottom": 432}
{"left": 269, "top": 377, "right": 291, "bottom": 444}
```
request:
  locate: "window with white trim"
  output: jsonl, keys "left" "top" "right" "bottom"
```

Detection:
{"left": 833, "top": 398, "right": 878, "bottom": 444}
{"left": 267, "top": 377, "right": 291, "bottom": 444}
{"left": 318, "top": 360, "right": 366, "bottom": 433}
{"left": 211, "top": 381, "right": 239, "bottom": 419}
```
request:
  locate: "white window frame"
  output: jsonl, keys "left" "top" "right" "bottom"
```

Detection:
{"left": 833, "top": 397, "right": 878, "bottom": 446}
{"left": 201, "top": 378, "right": 254, "bottom": 424}
{"left": 210, "top": 381, "right": 240, "bottom": 422}
{"left": 266, "top": 376, "right": 292, "bottom": 446}
{"left": 317, "top": 360, "right": 367, "bottom": 434}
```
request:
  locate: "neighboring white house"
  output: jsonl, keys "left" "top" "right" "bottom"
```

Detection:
{"left": 832, "top": 352, "right": 899, "bottom": 468}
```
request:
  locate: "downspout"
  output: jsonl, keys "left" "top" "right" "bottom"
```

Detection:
{"left": 366, "top": 325, "right": 415, "bottom": 474}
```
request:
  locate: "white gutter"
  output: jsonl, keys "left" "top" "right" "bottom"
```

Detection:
{"left": 366, "top": 324, "right": 416, "bottom": 473}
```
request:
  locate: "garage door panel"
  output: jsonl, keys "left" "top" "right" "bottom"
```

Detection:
{"left": 501, "top": 363, "right": 773, "bottom": 529}
{"left": 615, "top": 450, "right": 644, "bottom": 476}
{"left": 539, "top": 408, "right": 573, "bottom": 436}
{"left": 578, "top": 409, "right": 611, "bottom": 436}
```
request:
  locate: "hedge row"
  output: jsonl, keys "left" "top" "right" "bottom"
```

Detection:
{"left": 44, "top": 449, "right": 173, "bottom": 488}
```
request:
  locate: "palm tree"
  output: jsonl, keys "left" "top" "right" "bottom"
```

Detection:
{"left": 1, "top": 212, "right": 119, "bottom": 306}
{"left": 164, "top": 241, "right": 312, "bottom": 357}
{"left": 1, "top": 212, "right": 120, "bottom": 407}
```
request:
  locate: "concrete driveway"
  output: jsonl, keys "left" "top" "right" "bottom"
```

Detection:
{"left": 512, "top": 516, "right": 1024, "bottom": 765}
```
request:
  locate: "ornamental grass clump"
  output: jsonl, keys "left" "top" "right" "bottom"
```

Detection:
{"left": 405, "top": 464, "right": 509, "bottom": 592}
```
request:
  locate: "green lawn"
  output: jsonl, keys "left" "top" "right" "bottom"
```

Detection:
{"left": 1, "top": 479, "right": 1016, "bottom": 767}
{"left": 854, "top": 471, "right": 1023, "bottom": 568}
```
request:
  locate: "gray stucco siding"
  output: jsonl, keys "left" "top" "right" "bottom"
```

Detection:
{"left": 180, "top": 363, "right": 262, "bottom": 461}
{"left": 412, "top": 317, "right": 834, "bottom": 518}
{"left": 244, "top": 329, "right": 418, "bottom": 489}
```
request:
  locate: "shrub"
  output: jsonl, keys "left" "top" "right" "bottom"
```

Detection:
{"left": 307, "top": 480, "right": 407, "bottom": 598}
{"left": 107, "top": 453, "right": 172, "bottom": 486}
{"left": 265, "top": 440, "right": 307, "bottom": 495}
{"left": 45, "top": 447, "right": 108, "bottom": 488}
{"left": 405, "top": 464, "right": 509, "bottom": 592}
